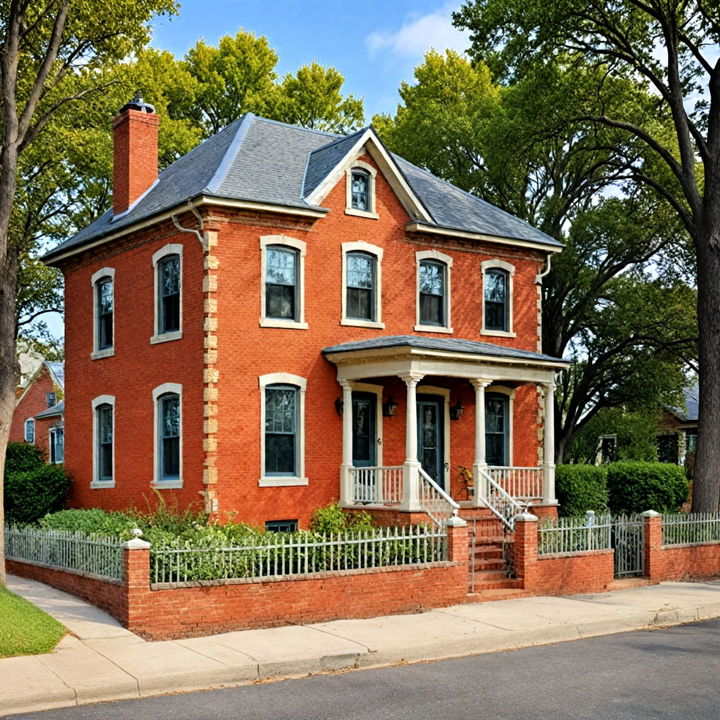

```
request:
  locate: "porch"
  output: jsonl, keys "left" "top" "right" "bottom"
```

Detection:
{"left": 322, "top": 336, "right": 569, "bottom": 528}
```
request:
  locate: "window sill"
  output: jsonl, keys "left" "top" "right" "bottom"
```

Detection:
{"left": 90, "top": 481, "right": 116, "bottom": 489}
{"left": 151, "top": 330, "right": 183, "bottom": 344}
{"left": 260, "top": 318, "right": 309, "bottom": 330}
{"left": 151, "top": 480, "right": 183, "bottom": 490}
{"left": 345, "top": 208, "right": 379, "bottom": 220}
{"left": 481, "top": 329, "right": 516, "bottom": 338}
{"left": 259, "top": 476, "right": 309, "bottom": 487}
{"left": 341, "top": 318, "right": 385, "bottom": 329}
{"left": 91, "top": 348, "right": 115, "bottom": 360}
{"left": 414, "top": 324, "right": 453, "bottom": 334}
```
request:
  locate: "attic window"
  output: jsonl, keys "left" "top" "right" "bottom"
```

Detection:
{"left": 345, "top": 161, "right": 378, "bottom": 219}
{"left": 351, "top": 170, "right": 369, "bottom": 210}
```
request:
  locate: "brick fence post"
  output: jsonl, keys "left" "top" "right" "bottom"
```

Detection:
{"left": 122, "top": 534, "right": 151, "bottom": 631}
{"left": 642, "top": 510, "right": 662, "bottom": 582}
{"left": 513, "top": 512, "right": 538, "bottom": 589}
{"left": 446, "top": 515, "right": 468, "bottom": 565}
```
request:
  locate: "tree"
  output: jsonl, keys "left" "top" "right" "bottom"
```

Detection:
{"left": 0, "top": 0, "right": 178, "bottom": 586}
{"left": 453, "top": 0, "right": 720, "bottom": 511}
{"left": 375, "top": 50, "right": 696, "bottom": 465}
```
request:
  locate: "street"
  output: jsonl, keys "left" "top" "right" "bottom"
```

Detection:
{"left": 9, "top": 619, "right": 720, "bottom": 720}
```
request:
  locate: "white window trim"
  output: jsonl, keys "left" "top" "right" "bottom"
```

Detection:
{"left": 91, "top": 267, "right": 116, "bottom": 359}
{"left": 414, "top": 250, "right": 454, "bottom": 333}
{"left": 91, "top": 395, "right": 115, "bottom": 488}
{"left": 259, "top": 372, "right": 308, "bottom": 487}
{"left": 259, "top": 236, "right": 309, "bottom": 329}
{"left": 486, "top": 385, "right": 515, "bottom": 466}
{"left": 345, "top": 160, "right": 379, "bottom": 219}
{"left": 416, "top": 385, "right": 451, "bottom": 489}
{"left": 24, "top": 417, "right": 35, "bottom": 444}
{"left": 481, "top": 259, "right": 516, "bottom": 338}
{"left": 151, "top": 244, "right": 183, "bottom": 344}
{"left": 49, "top": 425, "right": 64, "bottom": 464}
{"left": 152, "top": 383, "right": 183, "bottom": 489}
{"left": 341, "top": 241, "right": 385, "bottom": 329}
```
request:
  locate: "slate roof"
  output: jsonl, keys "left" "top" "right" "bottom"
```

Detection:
{"left": 46, "top": 361, "right": 64, "bottom": 389}
{"left": 668, "top": 384, "right": 699, "bottom": 423}
{"left": 322, "top": 335, "right": 568, "bottom": 365}
{"left": 44, "top": 114, "right": 561, "bottom": 262}
{"left": 35, "top": 400, "right": 64, "bottom": 420}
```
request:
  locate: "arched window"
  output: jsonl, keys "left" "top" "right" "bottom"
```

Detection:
{"left": 91, "top": 268, "right": 115, "bottom": 358}
{"left": 96, "top": 405, "right": 113, "bottom": 481}
{"left": 265, "top": 246, "right": 298, "bottom": 320}
{"left": 350, "top": 169, "right": 370, "bottom": 211}
{"left": 345, "top": 161, "right": 378, "bottom": 218}
{"left": 482, "top": 260, "right": 515, "bottom": 336}
{"left": 158, "top": 393, "right": 181, "bottom": 481}
{"left": 152, "top": 244, "right": 183, "bottom": 342}
{"left": 346, "top": 251, "right": 376, "bottom": 321}
{"left": 419, "top": 260, "right": 447, "bottom": 326}
{"left": 24, "top": 418, "right": 35, "bottom": 444}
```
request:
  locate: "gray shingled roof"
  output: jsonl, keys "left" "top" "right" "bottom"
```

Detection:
{"left": 46, "top": 361, "right": 64, "bottom": 389}
{"left": 44, "top": 114, "right": 561, "bottom": 262}
{"left": 668, "top": 384, "right": 699, "bottom": 423}
{"left": 35, "top": 400, "right": 64, "bottom": 419}
{"left": 322, "top": 335, "right": 568, "bottom": 365}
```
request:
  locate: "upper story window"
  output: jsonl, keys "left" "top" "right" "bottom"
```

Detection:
{"left": 92, "top": 396, "right": 115, "bottom": 486}
{"left": 415, "top": 251, "right": 453, "bottom": 333}
{"left": 481, "top": 260, "right": 515, "bottom": 337}
{"left": 46, "top": 392, "right": 57, "bottom": 408}
{"left": 341, "top": 242, "right": 384, "bottom": 329}
{"left": 152, "top": 383, "right": 182, "bottom": 487}
{"left": 24, "top": 418, "right": 35, "bottom": 444}
{"left": 152, "top": 245, "right": 183, "bottom": 343}
{"left": 91, "top": 267, "right": 115, "bottom": 359}
{"left": 345, "top": 161, "right": 378, "bottom": 219}
{"left": 260, "top": 236, "right": 308, "bottom": 329}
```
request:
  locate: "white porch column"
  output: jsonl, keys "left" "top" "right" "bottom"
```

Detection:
{"left": 339, "top": 380, "right": 354, "bottom": 506}
{"left": 470, "top": 379, "right": 490, "bottom": 507}
{"left": 542, "top": 380, "right": 557, "bottom": 504}
{"left": 400, "top": 372, "right": 423, "bottom": 511}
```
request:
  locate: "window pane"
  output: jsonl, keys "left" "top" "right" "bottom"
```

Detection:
{"left": 24, "top": 419, "right": 35, "bottom": 443}
{"left": 265, "top": 434, "right": 296, "bottom": 474}
{"left": 347, "top": 253, "right": 373, "bottom": 289}
{"left": 99, "top": 406, "right": 113, "bottom": 444}
{"left": 266, "top": 248, "right": 296, "bottom": 286}
{"left": 160, "top": 257, "right": 180, "bottom": 297}
{"left": 163, "top": 437, "right": 180, "bottom": 477}
{"left": 347, "top": 287, "right": 372, "bottom": 320}
{"left": 100, "top": 444, "right": 113, "bottom": 480}
{"left": 265, "top": 388, "right": 296, "bottom": 434}
{"left": 159, "top": 394, "right": 180, "bottom": 480}
{"left": 53, "top": 428, "right": 64, "bottom": 463}
{"left": 159, "top": 256, "right": 180, "bottom": 334}
{"left": 485, "top": 271, "right": 507, "bottom": 330}
{"left": 266, "top": 284, "right": 295, "bottom": 319}
{"left": 97, "top": 279, "right": 114, "bottom": 350}
{"left": 162, "top": 396, "right": 180, "bottom": 438}
{"left": 99, "top": 279, "right": 113, "bottom": 313}
{"left": 351, "top": 171, "right": 369, "bottom": 210}
{"left": 420, "top": 262, "right": 444, "bottom": 296}
{"left": 420, "top": 294, "right": 442, "bottom": 325}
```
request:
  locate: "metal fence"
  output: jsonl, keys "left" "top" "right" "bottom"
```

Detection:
{"left": 4, "top": 525, "right": 124, "bottom": 581}
{"left": 538, "top": 514, "right": 612, "bottom": 555}
{"left": 151, "top": 526, "right": 447, "bottom": 584}
{"left": 662, "top": 513, "right": 720, "bottom": 545}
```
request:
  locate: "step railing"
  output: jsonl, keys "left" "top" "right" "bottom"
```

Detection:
{"left": 479, "top": 468, "right": 527, "bottom": 531}
{"left": 349, "top": 466, "right": 404, "bottom": 504}
{"left": 418, "top": 466, "right": 460, "bottom": 527}
{"left": 487, "top": 466, "right": 543, "bottom": 500}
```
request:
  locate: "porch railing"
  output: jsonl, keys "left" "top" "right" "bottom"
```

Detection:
{"left": 488, "top": 466, "right": 543, "bottom": 500}
{"left": 418, "top": 467, "right": 460, "bottom": 527}
{"left": 479, "top": 469, "right": 526, "bottom": 531}
{"left": 350, "top": 466, "right": 403, "bottom": 504}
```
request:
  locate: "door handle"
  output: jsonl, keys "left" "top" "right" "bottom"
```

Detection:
{"left": 376, "top": 438, "right": 382, "bottom": 445}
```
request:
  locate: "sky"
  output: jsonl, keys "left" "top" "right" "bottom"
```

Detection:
{"left": 150, "top": 0, "right": 471, "bottom": 119}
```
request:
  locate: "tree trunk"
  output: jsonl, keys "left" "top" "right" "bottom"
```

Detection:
{"left": 692, "top": 222, "right": 720, "bottom": 512}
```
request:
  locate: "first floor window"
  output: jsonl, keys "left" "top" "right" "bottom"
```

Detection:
{"left": 158, "top": 254, "right": 180, "bottom": 334}
{"left": 266, "top": 246, "right": 298, "bottom": 320}
{"left": 96, "top": 277, "right": 113, "bottom": 350}
{"left": 484, "top": 269, "right": 509, "bottom": 331}
{"left": 346, "top": 251, "right": 376, "bottom": 320}
{"left": 97, "top": 404, "right": 113, "bottom": 481}
{"left": 49, "top": 426, "right": 64, "bottom": 464}
{"left": 419, "top": 260, "right": 446, "bottom": 326}
{"left": 24, "top": 418, "right": 35, "bottom": 444}
{"left": 265, "top": 385, "right": 298, "bottom": 475}
{"left": 158, "top": 393, "right": 180, "bottom": 480}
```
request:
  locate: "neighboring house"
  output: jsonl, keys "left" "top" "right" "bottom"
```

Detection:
{"left": 9, "top": 360, "right": 65, "bottom": 463}
{"left": 42, "top": 95, "right": 568, "bottom": 529}
{"left": 658, "top": 384, "right": 698, "bottom": 467}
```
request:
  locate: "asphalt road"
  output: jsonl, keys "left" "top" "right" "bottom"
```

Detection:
{"left": 10, "top": 619, "right": 720, "bottom": 720}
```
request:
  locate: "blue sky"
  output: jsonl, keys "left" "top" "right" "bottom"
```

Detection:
{"left": 150, "top": 0, "right": 470, "bottom": 119}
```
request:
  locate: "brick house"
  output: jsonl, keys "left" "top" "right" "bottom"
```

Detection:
{"left": 657, "top": 384, "right": 698, "bottom": 467}
{"left": 9, "top": 360, "right": 65, "bottom": 463}
{"left": 43, "top": 96, "right": 568, "bottom": 530}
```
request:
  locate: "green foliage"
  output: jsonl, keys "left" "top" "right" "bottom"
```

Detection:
{"left": 606, "top": 462, "right": 689, "bottom": 514}
{"left": 40, "top": 508, "right": 138, "bottom": 538}
{"left": 309, "top": 502, "right": 374, "bottom": 534}
{"left": 556, "top": 465, "right": 609, "bottom": 517}
{"left": 4, "top": 442, "right": 44, "bottom": 473}
{"left": 4, "top": 464, "right": 71, "bottom": 525}
{"left": 0, "top": 588, "right": 65, "bottom": 657}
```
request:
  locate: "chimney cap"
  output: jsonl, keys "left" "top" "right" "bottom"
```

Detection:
{"left": 119, "top": 92, "right": 155, "bottom": 115}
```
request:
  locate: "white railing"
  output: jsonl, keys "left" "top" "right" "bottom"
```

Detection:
{"left": 151, "top": 525, "right": 447, "bottom": 584}
{"left": 489, "top": 466, "right": 543, "bottom": 500}
{"left": 418, "top": 467, "right": 460, "bottom": 527}
{"left": 538, "top": 514, "right": 612, "bottom": 555}
{"left": 479, "top": 469, "right": 526, "bottom": 530}
{"left": 350, "top": 466, "right": 404, "bottom": 505}
{"left": 4, "top": 525, "right": 124, "bottom": 580}
{"left": 662, "top": 512, "right": 720, "bottom": 545}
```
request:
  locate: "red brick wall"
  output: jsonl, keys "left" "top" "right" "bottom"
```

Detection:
{"left": 9, "top": 366, "right": 60, "bottom": 459}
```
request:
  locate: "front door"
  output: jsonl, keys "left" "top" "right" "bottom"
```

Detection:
{"left": 352, "top": 392, "right": 376, "bottom": 467}
{"left": 485, "top": 393, "right": 509, "bottom": 466}
{"left": 417, "top": 396, "right": 444, "bottom": 488}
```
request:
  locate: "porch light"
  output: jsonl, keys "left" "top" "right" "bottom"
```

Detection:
{"left": 334, "top": 397, "right": 343, "bottom": 416}
{"left": 382, "top": 397, "right": 398, "bottom": 417}
{"left": 450, "top": 400, "right": 465, "bottom": 421}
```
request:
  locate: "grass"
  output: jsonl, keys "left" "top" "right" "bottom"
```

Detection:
{"left": 0, "top": 588, "right": 65, "bottom": 657}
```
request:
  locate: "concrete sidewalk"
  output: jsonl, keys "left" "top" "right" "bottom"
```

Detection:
{"left": 3, "top": 575, "right": 720, "bottom": 717}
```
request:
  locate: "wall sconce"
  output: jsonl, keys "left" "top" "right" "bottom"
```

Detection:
{"left": 382, "top": 397, "right": 398, "bottom": 417}
{"left": 334, "top": 398, "right": 344, "bottom": 416}
{"left": 450, "top": 400, "right": 465, "bottom": 421}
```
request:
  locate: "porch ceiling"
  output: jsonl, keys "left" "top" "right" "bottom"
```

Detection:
{"left": 322, "top": 335, "right": 569, "bottom": 385}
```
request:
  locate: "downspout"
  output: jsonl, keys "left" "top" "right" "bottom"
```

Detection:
{"left": 171, "top": 198, "right": 208, "bottom": 252}
{"left": 535, "top": 254, "right": 552, "bottom": 284}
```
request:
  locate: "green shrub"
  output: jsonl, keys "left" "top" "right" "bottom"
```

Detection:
{"left": 556, "top": 464, "right": 609, "bottom": 517}
{"left": 5, "top": 465, "right": 71, "bottom": 525}
{"left": 5, "top": 442, "right": 44, "bottom": 473}
{"left": 310, "top": 502, "right": 374, "bottom": 533}
{"left": 40, "top": 508, "right": 138, "bottom": 538}
{"left": 606, "top": 461, "right": 689, "bottom": 514}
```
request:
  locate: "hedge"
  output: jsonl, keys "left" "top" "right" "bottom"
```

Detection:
{"left": 606, "top": 461, "right": 688, "bottom": 514}
{"left": 5, "top": 464, "right": 71, "bottom": 525}
{"left": 556, "top": 464, "right": 609, "bottom": 517}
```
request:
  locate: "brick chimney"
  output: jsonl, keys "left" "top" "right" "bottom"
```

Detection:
{"left": 112, "top": 93, "right": 159, "bottom": 216}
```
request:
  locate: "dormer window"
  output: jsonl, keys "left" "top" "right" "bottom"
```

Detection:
{"left": 345, "top": 161, "right": 378, "bottom": 218}
{"left": 351, "top": 170, "right": 370, "bottom": 211}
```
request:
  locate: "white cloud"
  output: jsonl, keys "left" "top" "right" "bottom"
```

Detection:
{"left": 366, "top": 3, "right": 469, "bottom": 61}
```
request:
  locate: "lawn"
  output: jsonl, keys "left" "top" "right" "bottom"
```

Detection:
{"left": 0, "top": 587, "right": 65, "bottom": 657}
